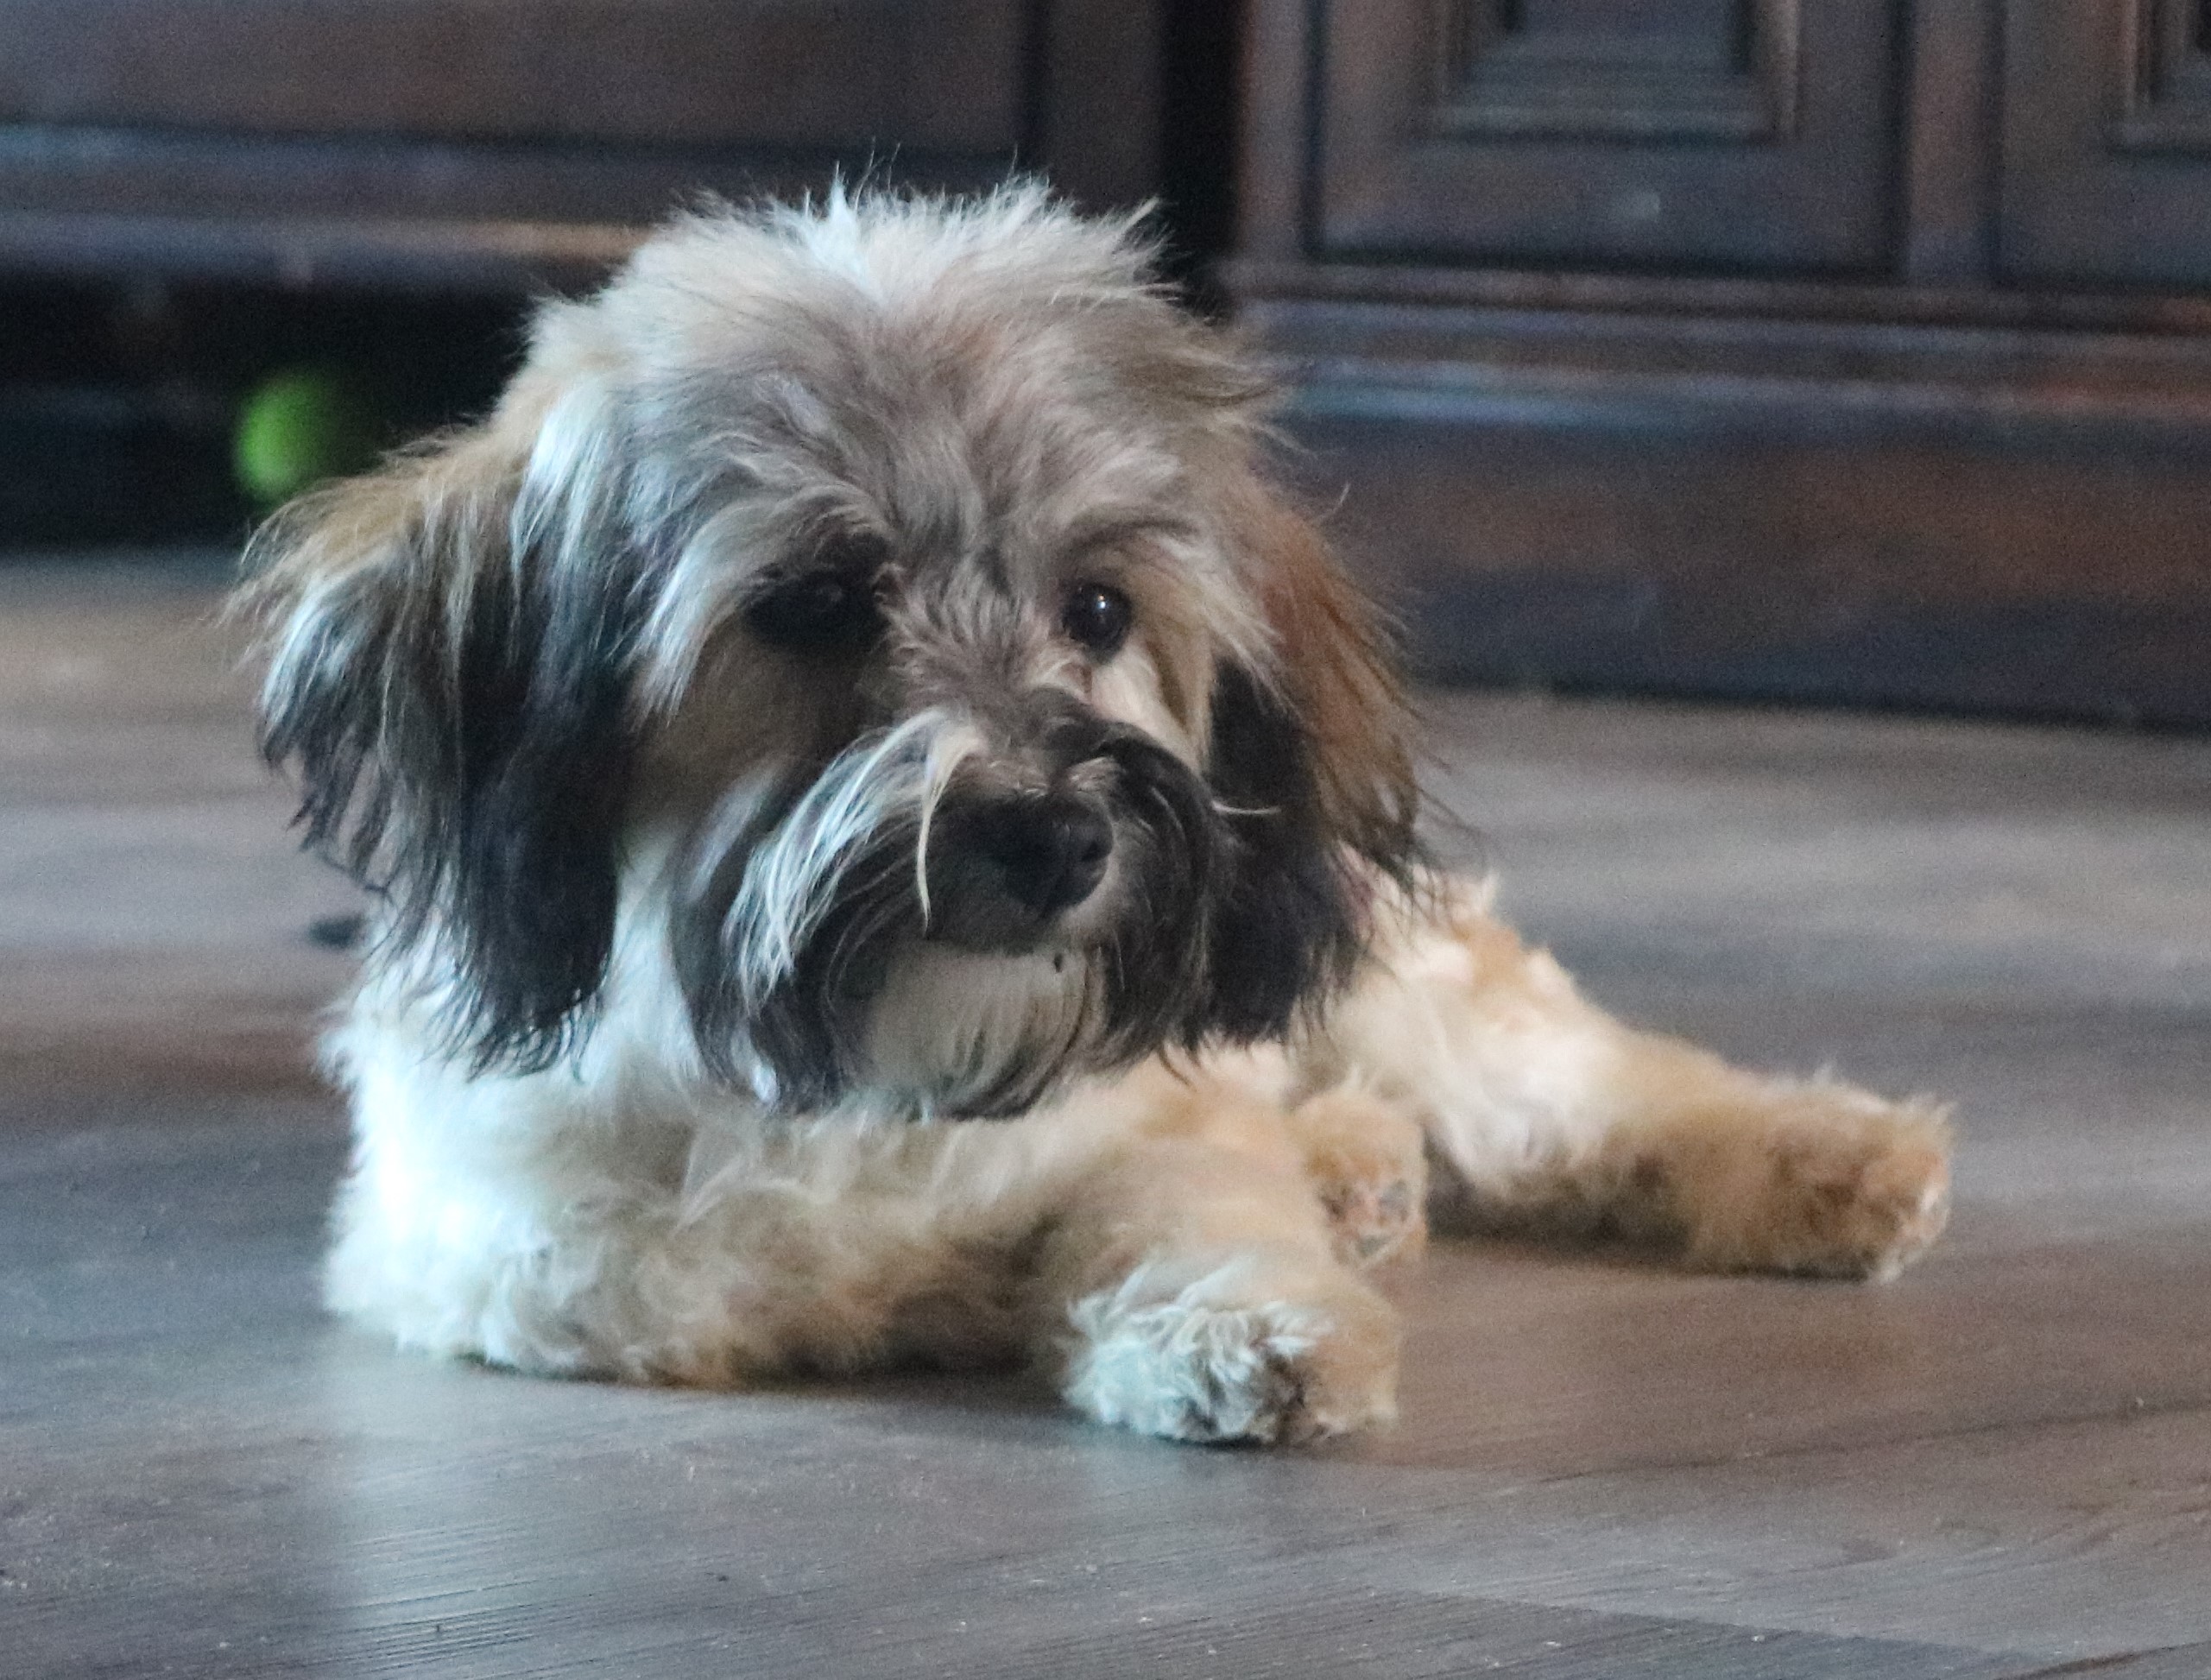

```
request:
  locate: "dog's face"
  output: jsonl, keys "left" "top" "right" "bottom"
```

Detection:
{"left": 247, "top": 189, "right": 1418, "bottom": 1115}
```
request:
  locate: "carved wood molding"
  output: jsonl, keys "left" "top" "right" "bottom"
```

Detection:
{"left": 2115, "top": 0, "right": 2211, "bottom": 153}
{"left": 1431, "top": 0, "right": 1801, "bottom": 144}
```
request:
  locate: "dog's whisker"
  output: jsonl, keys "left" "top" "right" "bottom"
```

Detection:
{"left": 913, "top": 719, "right": 982, "bottom": 932}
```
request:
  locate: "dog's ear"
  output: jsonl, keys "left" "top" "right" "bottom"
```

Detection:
{"left": 243, "top": 374, "right": 642, "bottom": 1069}
{"left": 1197, "top": 482, "right": 1422, "bottom": 1040}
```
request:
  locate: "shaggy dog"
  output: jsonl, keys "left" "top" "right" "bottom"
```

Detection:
{"left": 242, "top": 188, "right": 1950, "bottom": 1444}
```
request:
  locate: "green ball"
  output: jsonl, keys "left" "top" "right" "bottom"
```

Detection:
{"left": 233, "top": 369, "right": 377, "bottom": 508}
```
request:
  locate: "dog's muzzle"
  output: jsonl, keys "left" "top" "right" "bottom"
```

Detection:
{"left": 923, "top": 791, "right": 1115, "bottom": 951}
{"left": 675, "top": 698, "right": 1225, "bottom": 1115}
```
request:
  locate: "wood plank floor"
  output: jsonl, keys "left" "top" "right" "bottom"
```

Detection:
{"left": 3, "top": 556, "right": 2208, "bottom": 1678}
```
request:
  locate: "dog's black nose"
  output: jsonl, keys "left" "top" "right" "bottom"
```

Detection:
{"left": 975, "top": 798, "right": 1113, "bottom": 918}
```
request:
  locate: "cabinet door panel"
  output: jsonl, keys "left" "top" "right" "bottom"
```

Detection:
{"left": 1317, "top": 0, "right": 1902, "bottom": 274}
{"left": 2001, "top": 0, "right": 2211, "bottom": 288}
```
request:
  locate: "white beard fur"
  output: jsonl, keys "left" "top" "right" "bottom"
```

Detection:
{"left": 324, "top": 870, "right": 1951, "bottom": 1445}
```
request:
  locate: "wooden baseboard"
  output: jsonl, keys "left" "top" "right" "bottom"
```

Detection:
{"left": 1246, "top": 284, "right": 2211, "bottom": 727}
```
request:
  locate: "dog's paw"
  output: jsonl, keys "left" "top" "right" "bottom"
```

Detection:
{"left": 1061, "top": 1268, "right": 1399, "bottom": 1445}
{"left": 1287, "top": 1087, "right": 1429, "bottom": 1270}
{"left": 1685, "top": 1092, "right": 1953, "bottom": 1282}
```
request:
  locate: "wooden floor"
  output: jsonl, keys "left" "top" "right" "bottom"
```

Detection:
{"left": 5, "top": 556, "right": 2209, "bottom": 1679}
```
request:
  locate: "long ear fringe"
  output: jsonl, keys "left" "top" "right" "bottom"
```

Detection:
{"left": 1192, "top": 477, "right": 1430, "bottom": 1045}
{"left": 240, "top": 448, "right": 477, "bottom": 906}
{"left": 1234, "top": 478, "right": 1427, "bottom": 882}
{"left": 239, "top": 426, "right": 640, "bottom": 1072}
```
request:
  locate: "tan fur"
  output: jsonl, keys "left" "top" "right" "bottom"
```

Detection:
{"left": 1229, "top": 477, "right": 1420, "bottom": 872}
{"left": 247, "top": 188, "right": 1951, "bottom": 1446}
{"left": 1310, "top": 881, "right": 1952, "bottom": 1281}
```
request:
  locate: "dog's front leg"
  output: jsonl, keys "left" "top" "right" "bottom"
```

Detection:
{"left": 1030, "top": 1111, "right": 1401, "bottom": 1445}
{"left": 323, "top": 1064, "right": 1047, "bottom": 1386}
{"left": 1314, "top": 879, "right": 1952, "bottom": 1279}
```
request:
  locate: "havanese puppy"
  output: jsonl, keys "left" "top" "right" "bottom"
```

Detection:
{"left": 241, "top": 186, "right": 1951, "bottom": 1444}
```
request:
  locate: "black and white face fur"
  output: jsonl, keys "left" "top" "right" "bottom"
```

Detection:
{"left": 247, "top": 188, "right": 1418, "bottom": 1119}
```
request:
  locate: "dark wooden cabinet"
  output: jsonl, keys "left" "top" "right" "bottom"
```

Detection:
{"left": 0, "top": 1, "right": 1231, "bottom": 546}
{"left": 1238, "top": 0, "right": 2211, "bottom": 726}
{"left": 0, "top": 1, "right": 1027, "bottom": 149}
{"left": 2001, "top": 1, "right": 2211, "bottom": 287}
{"left": 1318, "top": 0, "right": 1901, "bottom": 273}
{"left": 0, "top": 0, "right": 1164, "bottom": 289}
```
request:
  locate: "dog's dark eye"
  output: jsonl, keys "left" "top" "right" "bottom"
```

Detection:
{"left": 744, "top": 542, "right": 885, "bottom": 654}
{"left": 1060, "top": 582, "right": 1133, "bottom": 659}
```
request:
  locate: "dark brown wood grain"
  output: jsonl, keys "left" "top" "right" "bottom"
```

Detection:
{"left": 1315, "top": 0, "right": 1901, "bottom": 274}
{"left": 0, "top": 0, "right": 1028, "bottom": 149}
{"left": 1901, "top": 0, "right": 1999, "bottom": 285}
{"left": 1276, "top": 377, "right": 2211, "bottom": 724}
{"left": 1235, "top": 0, "right": 2211, "bottom": 723}
{"left": 0, "top": 0, "right": 1171, "bottom": 289}
{"left": 2000, "top": 0, "right": 2211, "bottom": 287}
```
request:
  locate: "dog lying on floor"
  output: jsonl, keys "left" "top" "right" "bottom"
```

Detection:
{"left": 241, "top": 187, "right": 1950, "bottom": 1444}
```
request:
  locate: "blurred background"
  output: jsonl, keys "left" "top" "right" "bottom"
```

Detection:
{"left": 2, "top": 0, "right": 2208, "bottom": 717}
{"left": 9, "top": 12, "right": 2211, "bottom": 1674}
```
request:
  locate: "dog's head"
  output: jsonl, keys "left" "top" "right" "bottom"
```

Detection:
{"left": 245, "top": 187, "right": 1418, "bottom": 1115}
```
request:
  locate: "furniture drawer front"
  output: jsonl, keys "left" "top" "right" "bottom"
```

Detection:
{"left": 0, "top": 0, "right": 1026, "bottom": 153}
{"left": 1317, "top": 0, "right": 1902, "bottom": 275}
